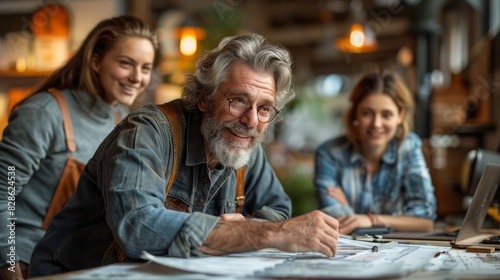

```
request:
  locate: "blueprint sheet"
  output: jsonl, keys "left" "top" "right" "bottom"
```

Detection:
{"left": 420, "top": 248, "right": 500, "bottom": 279}
{"left": 62, "top": 238, "right": 500, "bottom": 279}
{"left": 139, "top": 238, "right": 442, "bottom": 279}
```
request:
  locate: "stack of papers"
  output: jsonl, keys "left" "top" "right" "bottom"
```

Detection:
{"left": 63, "top": 237, "right": 500, "bottom": 279}
{"left": 139, "top": 238, "right": 442, "bottom": 279}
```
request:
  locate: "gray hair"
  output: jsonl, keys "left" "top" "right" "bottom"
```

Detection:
{"left": 181, "top": 33, "right": 295, "bottom": 122}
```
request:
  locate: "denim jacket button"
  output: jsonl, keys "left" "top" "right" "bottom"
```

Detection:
{"left": 197, "top": 198, "right": 204, "bottom": 205}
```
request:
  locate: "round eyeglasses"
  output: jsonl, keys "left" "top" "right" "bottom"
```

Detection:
{"left": 218, "top": 89, "right": 280, "bottom": 123}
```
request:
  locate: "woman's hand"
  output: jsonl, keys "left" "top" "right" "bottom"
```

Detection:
{"left": 337, "top": 214, "right": 373, "bottom": 234}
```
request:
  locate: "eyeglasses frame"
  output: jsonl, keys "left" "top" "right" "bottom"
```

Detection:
{"left": 216, "top": 89, "right": 280, "bottom": 123}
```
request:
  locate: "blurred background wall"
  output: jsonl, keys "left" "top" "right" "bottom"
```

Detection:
{"left": 0, "top": 0, "right": 499, "bottom": 219}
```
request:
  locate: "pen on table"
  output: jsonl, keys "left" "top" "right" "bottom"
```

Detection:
{"left": 433, "top": 251, "right": 447, "bottom": 258}
{"left": 371, "top": 241, "right": 398, "bottom": 252}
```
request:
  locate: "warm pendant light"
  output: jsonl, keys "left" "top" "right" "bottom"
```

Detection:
{"left": 175, "top": 15, "right": 206, "bottom": 57}
{"left": 335, "top": 23, "right": 378, "bottom": 53}
{"left": 334, "top": 0, "right": 378, "bottom": 53}
{"left": 179, "top": 27, "right": 204, "bottom": 56}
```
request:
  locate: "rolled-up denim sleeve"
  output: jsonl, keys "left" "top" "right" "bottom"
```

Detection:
{"left": 401, "top": 133, "right": 437, "bottom": 220}
{"left": 253, "top": 206, "right": 288, "bottom": 222}
{"left": 168, "top": 212, "right": 219, "bottom": 257}
{"left": 314, "top": 144, "right": 342, "bottom": 209}
{"left": 321, "top": 204, "right": 354, "bottom": 218}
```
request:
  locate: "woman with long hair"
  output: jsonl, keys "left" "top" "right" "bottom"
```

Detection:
{"left": 0, "top": 15, "right": 158, "bottom": 279}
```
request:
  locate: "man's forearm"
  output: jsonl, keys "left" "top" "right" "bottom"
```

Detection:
{"left": 199, "top": 220, "right": 279, "bottom": 255}
{"left": 199, "top": 210, "right": 339, "bottom": 258}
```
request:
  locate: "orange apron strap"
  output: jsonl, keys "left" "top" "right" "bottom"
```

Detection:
{"left": 41, "top": 158, "right": 85, "bottom": 230}
{"left": 48, "top": 88, "right": 76, "bottom": 152}
{"left": 156, "top": 103, "right": 183, "bottom": 197}
{"left": 42, "top": 88, "right": 84, "bottom": 230}
{"left": 114, "top": 110, "right": 121, "bottom": 124}
{"left": 235, "top": 166, "right": 246, "bottom": 214}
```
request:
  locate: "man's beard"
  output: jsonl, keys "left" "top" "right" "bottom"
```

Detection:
{"left": 201, "top": 110, "right": 267, "bottom": 169}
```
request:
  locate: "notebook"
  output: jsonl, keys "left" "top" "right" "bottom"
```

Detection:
{"left": 365, "top": 163, "right": 500, "bottom": 248}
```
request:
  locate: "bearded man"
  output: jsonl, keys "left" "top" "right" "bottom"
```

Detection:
{"left": 29, "top": 33, "right": 339, "bottom": 277}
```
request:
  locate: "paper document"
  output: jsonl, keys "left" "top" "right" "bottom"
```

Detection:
{"left": 62, "top": 264, "right": 179, "bottom": 280}
{"left": 423, "top": 248, "right": 500, "bottom": 278}
{"left": 139, "top": 239, "right": 442, "bottom": 279}
{"left": 140, "top": 251, "right": 284, "bottom": 277}
{"left": 255, "top": 244, "right": 441, "bottom": 278}
{"left": 58, "top": 238, "right": 500, "bottom": 279}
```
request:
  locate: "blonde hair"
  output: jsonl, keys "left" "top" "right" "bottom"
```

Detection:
{"left": 344, "top": 70, "right": 414, "bottom": 146}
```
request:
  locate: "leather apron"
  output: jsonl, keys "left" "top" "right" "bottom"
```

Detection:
{"left": 42, "top": 89, "right": 120, "bottom": 230}
{"left": 42, "top": 88, "right": 85, "bottom": 230}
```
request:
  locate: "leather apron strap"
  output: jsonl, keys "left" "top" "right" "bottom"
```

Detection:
{"left": 114, "top": 110, "right": 121, "bottom": 124}
{"left": 42, "top": 89, "right": 85, "bottom": 230}
{"left": 156, "top": 103, "right": 183, "bottom": 198}
{"left": 48, "top": 88, "right": 76, "bottom": 152}
{"left": 235, "top": 166, "right": 246, "bottom": 214}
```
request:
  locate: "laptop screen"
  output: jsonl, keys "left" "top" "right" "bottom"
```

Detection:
{"left": 455, "top": 163, "right": 500, "bottom": 243}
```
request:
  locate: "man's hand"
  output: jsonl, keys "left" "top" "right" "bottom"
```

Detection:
{"left": 337, "top": 214, "right": 372, "bottom": 234}
{"left": 267, "top": 210, "right": 339, "bottom": 257}
{"left": 200, "top": 210, "right": 339, "bottom": 258}
{"left": 327, "top": 186, "right": 349, "bottom": 206}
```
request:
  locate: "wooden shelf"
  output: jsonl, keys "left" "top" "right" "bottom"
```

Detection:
{"left": 454, "top": 122, "right": 496, "bottom": 148}
{"left": 0, "top": 69, "right": 51, "bottom": 78}
{"left": 454, "top": 122, "right": 496, "bottom": 135}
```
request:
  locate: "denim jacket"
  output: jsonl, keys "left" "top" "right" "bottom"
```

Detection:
{"left": 30, "top": 100, "right": 291, "bottom": 276}
{"left": 314, "top": 132, "right": 437, "bottom": 220}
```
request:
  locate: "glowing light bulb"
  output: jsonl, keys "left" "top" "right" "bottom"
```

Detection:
{"left": 335, "top": 23, "right": 378, "bottom": 53}
{"left": 16, "top": 57, "right": 27, "bottom": 72}
{"left": 180, "top": 28, "right": 197, "bottom": 56}
{"left": 349, "top": 24, "right": 365, "bottom": 48}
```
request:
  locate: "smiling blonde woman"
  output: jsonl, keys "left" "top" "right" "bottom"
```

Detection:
{"left": 0, "top": 15, "right": 157, "bottom": 280}
{"left": 314, "top": 70, "right": 437, "bottom": 235}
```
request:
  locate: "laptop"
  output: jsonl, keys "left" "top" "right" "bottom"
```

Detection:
{"left": 360, "top": 163, "right": 500, "bottom": 248}
{"left": 454, "top": 163, "right": 500, "bottom": 249}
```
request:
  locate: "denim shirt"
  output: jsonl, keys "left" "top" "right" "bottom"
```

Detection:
{"left": 30, "top": 100, "right": 291, "bottom": 276}
{"left": 314, "top": 132, "right": 436, "bottom": 220}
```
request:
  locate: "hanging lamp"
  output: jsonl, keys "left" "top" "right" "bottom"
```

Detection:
{"left": 334, "top": 0, "right": 378, "bottom": 53}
